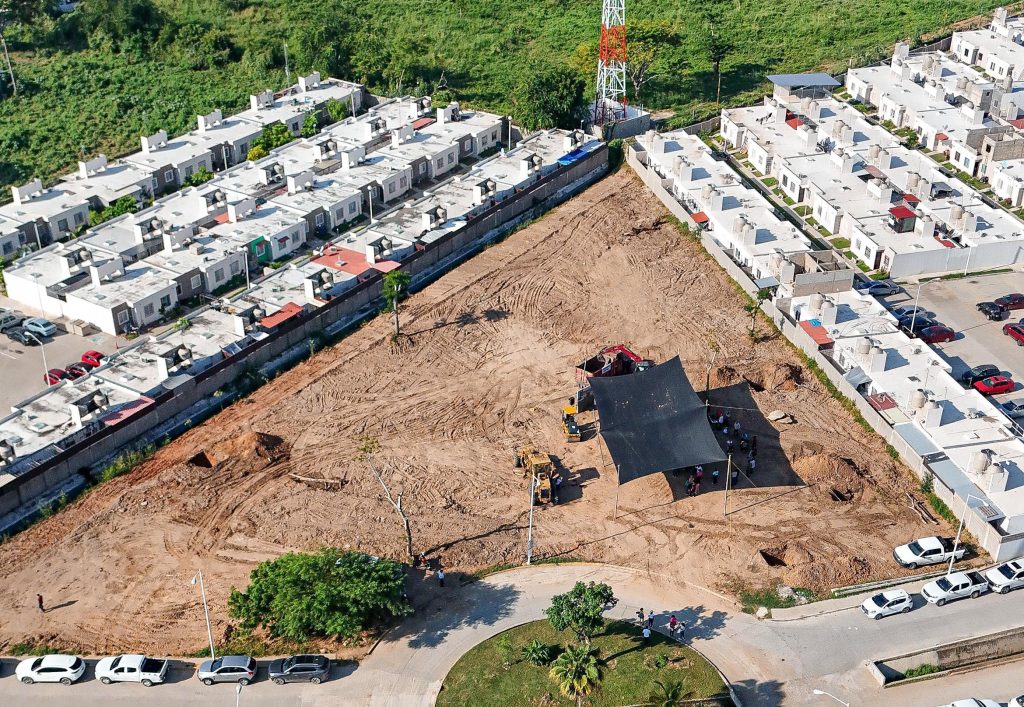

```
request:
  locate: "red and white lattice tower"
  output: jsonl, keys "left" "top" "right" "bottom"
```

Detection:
{"left": 594, "top": 0, "right": 627, "bottom": 125}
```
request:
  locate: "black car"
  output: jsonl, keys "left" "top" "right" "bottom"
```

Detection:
{"left": 5, "top": 327, "right": 39, "bottom": 346}
{"left": 960, "top": 364, "right": 1001, "bottom": 387}
{"left": 977, "top": 301, "right": 1008, "bottom": 321}
{"left": 898, "top": 317, "right": 937, "bottom": 336}
{"left": 267, "top": 654, "right": 330, "bottom": 685}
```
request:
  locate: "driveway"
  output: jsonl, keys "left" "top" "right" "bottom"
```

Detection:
{"left": 0, "top": 563, "right": 1022, "bottom": 706}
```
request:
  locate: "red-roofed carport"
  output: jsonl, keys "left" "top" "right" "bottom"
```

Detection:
{"left": 888, "top": 205, "right": 916, "bottom": 220}
{"left": 260, "top": 302, "right": 304, "bottom": 329}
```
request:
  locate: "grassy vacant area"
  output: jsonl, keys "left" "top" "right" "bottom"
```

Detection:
{"left": 0, "top": 0, "right": 1006, "bottom": 193}
{"left": 437, "top": 619, "right": 727, "bottom": 707}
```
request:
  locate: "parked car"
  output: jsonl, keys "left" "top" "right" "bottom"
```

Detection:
{"left": 938, "top": 700, "right": 1001, "bottom": 707}
{"left": 892, "top": 305, "right": 927, "bottom": 320}
{"left": 197, "top": 655, "right": 256, "bottom": 685}
{"left": 984, "top": 559, "right": 1024, "bottom": 594}
{"left": 921, "top": 570, "right": 990, "bottom": 605}
{"left": 918, "top": 325, "right": 955, "bottom": 343}
{"left": 974, "top": 375, "right": 1015, "bottom": 395}
{"left": 21, "top": 317, "right": 57, "bottom": 337}
{"left": 268, "top": 654, "right": 331, "bottom": 684}
{"left": 960, "top": 364, "right": 1000, "bottom": 388}
{"left": 860, "top": 588, "right": 913, "bottom": 619}
{"left": 1003, "top": 322, "right": 1024, "bottom": 346}
{"left": 65, "top": 362, "right": 95, "bottom": 379}
{"left": 96, "top": 654, "right": 169, "bottom": 686}
{"left": 5, "top": 327, "right": 39, "bottom": 346}
{"left": 44, "top": 368, "right": 68, "bottom": 385}
{"left": 899, "top": 317, "right": 937, "bottom": 337}
{"left": 15, "top": 654, "right": 86, "bottom": 685}
{"left": 857, "top": 280, "right": 900, "bottom": 296}
{"left": 1012, "top": 694, "right": 1024, "bottom": 707}
{"left": 994, "top": 292, "right": 1024, "bottom": 310}
{"left": 977, "top": 301, "right": 1007, "bottom": 320}
{"left": 0, "top": 311, "right": 25, "bottom": 332}
{"left": 999, "top": 400, "right": 1024, "bottom": 419}
{"left": 893, "top": 536, "right": 966, "bottom": 569}
{"left": 81, "top": 350, "right": 105, "bottom": 367}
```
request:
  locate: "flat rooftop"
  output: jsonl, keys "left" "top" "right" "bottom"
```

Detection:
{"left": 59, "top": 159, "right": 153, "bottom": 206}
{"left": 124, "top": 133, "right": 213, "bottom": 171}
{"left": 0, "top": 184, "right": 84, "bottom": 224}
{"left": 70, "top": 263, "right": 176, "bottom": 308}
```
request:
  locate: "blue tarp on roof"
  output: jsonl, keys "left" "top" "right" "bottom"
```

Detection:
{"left": 767, "top": 73, "right": 840, "bottom": 88}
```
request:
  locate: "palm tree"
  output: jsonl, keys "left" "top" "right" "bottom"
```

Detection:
{"left": 381, "top": 269, "right": 412, "bottom": 338}
{"left": 646, "top": 679, "right": 689, "bottom": 706}
{"left": 549, "top": 644, "right": 601, "bottom": 707}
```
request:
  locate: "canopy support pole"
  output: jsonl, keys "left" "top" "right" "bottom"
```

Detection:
{"left": 612, "top": 464, "right": 620, "bottom": 519}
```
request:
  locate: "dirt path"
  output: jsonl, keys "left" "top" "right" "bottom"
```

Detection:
{"left": 0, "top": 170, "right": 948, "bottom": 654}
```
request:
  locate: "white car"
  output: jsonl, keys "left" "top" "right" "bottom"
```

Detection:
{"left": 937, "top": 700, "right": 1000, "bottom": 707}
{"left": 860, "top": 588, "right": 913, "bottom": 619}
{"left": 22, "top": 317, "right": 57, "bottom": 337}
{"left": 893, "top": 536, "right": 965, "bottom": 569}
{"left": 1010, "top": 694, "right": 1024, "bottom": 707}
{"left": 984, "top": 559, "right": 1024, "bottom": 594}
{"left": 15, "top": 654, "right": 86, "bottom": 685}
{"left": 96, "top": 654, "right": 168, "bottom": 686}
{"left": 921, "top": 571, "right": 989, "bottom": 606}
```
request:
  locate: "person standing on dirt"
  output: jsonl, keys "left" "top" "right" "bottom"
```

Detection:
{"left": 642, "top": 626, "right": 651, "bottom": 643}
{"left": 712, "top": 468, "right": 720, "bottom": 485}
{"left": 694, "top": 466, "right": 703, "bottom": 484}
{"left": 685, "top": 477, "right": 694, "bottom": 497}
{"left": 748, "top": 458, "right": 757, "bottom": 475}
{"left": 734, "top": 420, "right": 741, "bottom": 435}
{"left": 668, "top": 614, "right": 678, "bottom": 633}
{"left": 646, "top": 610, "right": 654, "bottom": 629}
{"left": 437, "top": 568, "right": 445, "bottom": 587}
{"left": 637, "top": 607, "right": 645, "bottom": 624}
{"left": 693, "top": 479, "right": 701, "bottom": 496}
{"left": 36, "top": 594, "right": 44, "bottom": 613}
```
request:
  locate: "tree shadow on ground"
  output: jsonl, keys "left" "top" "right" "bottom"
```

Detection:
{"left": 732, "top": 678, "right": 786, "bottom": 706}
{"left": 387, "top": 570, "right": 521, "bottom": 650}
{"left": 403, "top": 307, "right": 509, "bottom": 337}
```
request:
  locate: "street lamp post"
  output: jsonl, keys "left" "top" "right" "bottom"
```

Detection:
{"left": 526, "top": 472, "right": 536, "bottom": 565}
{"left": 25, "top": 332, "right": 47, "bottom": 381}
{"left": 948, "top": 493, "right": 983, "bottom": 575}
{"left": 191, "top": 570, "right": 215, "bottom": 660}
{"left": 237, "top": 248, "right": 251, "bottom": 291}
{"left": 812, "top": 688, "right": 850, "bottom": 706}
{"left": 507, "top": 116, "right": 513, "bottom": 151}
{"left": 908, "top": 281, "right": 928, "bottom": 334}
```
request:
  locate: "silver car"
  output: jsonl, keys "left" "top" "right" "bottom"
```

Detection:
{"left": 196, "top": 655, "right": 256, "bottom": 685}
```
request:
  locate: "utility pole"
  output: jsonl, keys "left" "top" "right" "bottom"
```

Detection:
{"left": 526, "top": 472, "right": 536, "bottom": 564}
{"left": 0, "top": 33, "right": 16, "bottom": 97}
{"left": 723, "top": 454, "right": 732, "bottom": 517}
{"left": 191, "top": 570, "right": 215, "bottom": 660}
{"left": 283, "top": 42, "right": 291, "bottom": 84}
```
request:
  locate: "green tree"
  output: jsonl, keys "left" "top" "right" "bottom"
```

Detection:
{"left": 88, "top": 195, "right": 140, "bottom": 227}
{"left": 325, "top": 98, "right": 350, "bottom": 124}
{"left": 745, "top": 287, "right": 771, "bottom": 335}
{"left": 511, "top": 65, "right": 585, "bottom": 132}
{"left": 254, "top": 121, "right": 293, "bottom": 153}
{"left": 174, "top": 24, "right": 233, "bottom": 70}
{"left": 549, "top": 644, "right": 601, "bottom": 707}
{"left": 545, "top": 581, "right": 617, "bottom": 648}
{"left": 300, "top": 111, "right": 319, "bottom": 138}
{"left": 381, "top": 269, "right": 412, "bottom": 338}
{"left": 175, "top": 317, "right": 190, "bottom": 344}
{"left": 246, "top": 144, "right": 268, "bottom": 162}
{"left": 228, "top": 549, "right": 411, "bottom": 641}
{"left": 646, "top": 679, "right": 689, "bottom": 706}
{"left": 80, "top": 0, "right": 163, "bottom": 48}
{"left": 627, "top": 20, "right": 684, "bottom": 104}
{"left": 183, "top": 166, "right": 215, "bottom": 188}
{"left": 0, "top": 0, "right": 43, "bottom": 96}
{"left": 522, "top": 638, "right": 554, "bottom": 666}
{"left": 704, "top": 27, "right": 733, "bottom": 106}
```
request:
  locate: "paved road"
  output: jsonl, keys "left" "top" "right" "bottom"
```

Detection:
{"left": 0, "top": 563, "right": 1022, "bottom": 706}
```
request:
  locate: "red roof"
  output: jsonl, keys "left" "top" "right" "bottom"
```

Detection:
{"left": 691, "top": 211, "right": 710, "bottom": 224}
{"left": 867, "top": 392, "right": 897, "bottom": 412}
{"left": 889, "top": 205, "right": 916, "bottom": 220}
{"left": 1011, "top": 118, "right": 1024, "bottom": 129}
{"left": 101, "top": 396, "right": 155, "bottom": 426}
{"left": 312, "top": 246, "right": 400, "bottom": 277}
{"left": 260, "top": 302, "right": 304, "bottom": 329}
{"left": 799, "top": 320, "right": 833, "bottom": 348}
{"left": 786, "top": 117, "right": 804, "bottom": 130}
{"left": 902, "top": 193, "right": 920, "bottom": 204}
{"left": 411, "top": 117, "right": 435, "bottom": 130}
{"left": 935, "top": 132, "right": 949, "bottom": 142}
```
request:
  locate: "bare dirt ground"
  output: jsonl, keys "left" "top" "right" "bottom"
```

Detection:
{"left": 0, "top": 170, "right": 950, "bottom": 654}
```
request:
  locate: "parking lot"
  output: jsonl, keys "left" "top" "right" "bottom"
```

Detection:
{"left": 884, "top": 271, "right": 1024, "bottom": 407}
{"left": 0, "top": 298, "right": 119, "bottom": 412}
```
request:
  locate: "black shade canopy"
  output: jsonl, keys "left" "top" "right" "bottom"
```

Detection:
{"left": 591, "top": 356, "right": 727, "bottom": 484}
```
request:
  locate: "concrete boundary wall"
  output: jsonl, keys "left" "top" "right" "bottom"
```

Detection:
{"left": 870, "top": 625, "right": 1024, "bottom": 686}
{"left": 0, "top": 145, "right": 610, "bottom": 522}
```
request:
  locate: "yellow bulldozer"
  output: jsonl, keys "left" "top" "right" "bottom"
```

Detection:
{"left": 561, "top": 406, "right": 581, "bottom": 442}
{"left": 514, "top": 446, "right": 553, "bottom": 504}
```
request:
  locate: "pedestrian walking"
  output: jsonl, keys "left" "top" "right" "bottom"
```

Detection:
{"left": 553, "top": 475, "right": 563, "bottom": 504}
{"left": 694, "top": 465, "right": 703, "bottom": 482}
{"left": 36, "top": 594, "right": 44, "bottom": 613}
{"left": 668, "top": 614, "right": 678, "bottom": 632}
{"left": 749, "top": 458, "right": 757, "bottom": 475}
{"left": 646, "top": 610, "right": 654, "bottom": 629}
{"left": 712, "top": 468, "right": 720, "bottom": 485}
{"left": 726, "top": 439, "right": 734, "bottom": 454}
{"left": 722, "top": 422, "right": 730, "bottom": 436}
{"left": 685, "top": 477, "right": 694, "bottom": 496}
{"left": 642, "top": 626, "right": 651, "bottom": 643}
{"left": 734, "top": 420, "right": 741, "bottom": 434}
{"left": 437, "top": 568, "right": 446, "bottom": 587}
{"left": 637, "top": 607, "right": 645, "bottom": 624}
{"left": 678, "top": 621, "right": 685, "bottom": 640}
{"left": 416, "top": 552, "right": 427, "bottom": 569}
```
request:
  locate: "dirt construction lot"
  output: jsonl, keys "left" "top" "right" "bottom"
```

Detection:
{"left": 0, "top": 170, "right": 951, "bottom": 654}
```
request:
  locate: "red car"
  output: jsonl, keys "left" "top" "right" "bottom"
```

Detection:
{"left": 974, "top": 375, "right": 1015, "bottom": 395}
{"left": 81, "top": 350, "right": 105, "bottom": 367}
{"left": 918, "top": 325, "right": 955, "bottom": 344}
{"left": 64, "top": 361, "right": 96, "bottom": 380}
{"left": 1004, "top": 323, "right": 1024, "bottom": 346}
{"left": 994, "top": 293, "right": 1024, "bottom": 310}
{"left": 44, "top": 368, "right": 68, "bottom": 385}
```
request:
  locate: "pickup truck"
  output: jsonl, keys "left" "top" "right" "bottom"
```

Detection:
{"left": 921, "top": 571, "right": 990, "bottom": 606}
{"left": 96, "top": 654, "right": 169, "bottom": 686}
{"left": 984, "top": 559, "right": 1024, "bottom": 594}
{"left": 893, "top": 536, "right": 966, "bottom": 569}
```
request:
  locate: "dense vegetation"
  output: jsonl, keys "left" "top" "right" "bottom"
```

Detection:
{"left": 0, "top": 0, "right": 1006, "bottom": 196}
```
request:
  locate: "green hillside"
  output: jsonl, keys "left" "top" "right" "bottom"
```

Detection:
{"left": 0, "top": 0, "right": 1006, "bottom": 193}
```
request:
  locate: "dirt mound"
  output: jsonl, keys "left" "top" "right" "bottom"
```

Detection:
{"left": 709, "top": 365, "right": 740, "bottom": 389}
{"left": 189, "top": 431, "right": 288, "bottom": 468}
{"left": 784, "top": 555, "right": 873, "bottom": 592}
{"left": 745, "top": 362, "right": 802, "bottom": 392}
{"left": 793, "top": 454, "right": 865, "bottom": 501}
